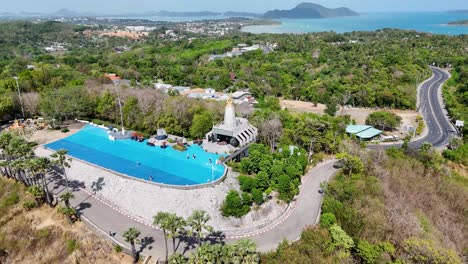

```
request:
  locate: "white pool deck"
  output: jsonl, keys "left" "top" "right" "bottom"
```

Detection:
{"left": 35, "top": 146, "right": 287, "bottom": 232}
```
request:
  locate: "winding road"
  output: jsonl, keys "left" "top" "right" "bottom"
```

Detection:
{"left": 44, "top": 67, "right": 456, "bottom": 260}
{"left": 369, "top": 67, "right": 456, "bottom": 150}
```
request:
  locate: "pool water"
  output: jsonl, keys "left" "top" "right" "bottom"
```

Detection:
{"left": 45, "top": 125, "right": 226, "bottom": 185}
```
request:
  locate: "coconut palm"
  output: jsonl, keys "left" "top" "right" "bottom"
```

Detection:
{"left": 123, "top": 227, "right": 141, "bottom": 263}
{"left": 187, "top": 210, "right": 213, "bottom": 246}
{"left": 60, "top": 191, "right": 74, "bottom": 208}
{"left": 27, "top": 185, "right": 45, "bottom": 206}
{"left": 58, "top": 206, "right": 77, "bottom": 224}
{"left": 233, "top": 239, "right": 259, "bottom": 263}
{"left": 168, "top": 253, "right": 187, "bottom": 264}
{"left": 33, "top": 157, "right": 53, "bottom": 205}
{"left": 51, "top": 149, "right": 71, "bottom": 191}
{"left": 153, "top": 212, "right": 186, "bottom": 260}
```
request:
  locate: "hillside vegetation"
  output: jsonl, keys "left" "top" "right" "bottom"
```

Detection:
{"left": 263, "top": 143, "right": 467, "bottom": 263}
{"left": 0, "top": 177, "right": 132, "bottom": 264}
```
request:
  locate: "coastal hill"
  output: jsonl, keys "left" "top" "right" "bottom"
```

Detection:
{"left": 263, "top": 2, "right": 359, "bottom": 19}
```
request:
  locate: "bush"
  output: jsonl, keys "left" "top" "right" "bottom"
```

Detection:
{"left": 66, "top": 239, "right": 78, "bottom": 254}
{"left": 329, "top": 224, "right": 354, "bottom": 252}
{"left": 221, "top": 190, "right": 250, "bottom": 218}
{"left": 251, "top": 188, "right": 264, "bottom": 205}
{"left": 241, "top": 192, "right": 252, "bottom": 206}
{"left": 61, "top": 127, "right": 70, "bottom": 133}
{"left": 278, "top": 174, "right": 293, "bottom": 202}
{"left": 172, "top": 144, "right": 187, "bottom": 152}
{"left": 320, "top": 212, "right": 336, "bottom": 228}
{"left": 238, "top": 175, "right": 258, "bottom": 193}
{"left": 114, "top": 244, "right": 122, "bottom": 253}
{"left": 256, "top": 171, "right": 269, "bottom": 191}
{"left": 23, "top": 200, "right": 36, "bottom": 210}
{"left": 356, "top": 240, "right": 381, "bottom": 264}
{"left": 403, "top": 238, "right": 461, "bottom": 264}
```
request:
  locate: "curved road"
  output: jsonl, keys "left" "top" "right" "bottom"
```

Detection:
{"left": 369, "top": 67, "right": 456, "bottom": 150}
{"left": 45, "top": 67, "right": 456, "bottom": 259}
{"left": 47, "top": 160, "right": 338, "bottom": 258}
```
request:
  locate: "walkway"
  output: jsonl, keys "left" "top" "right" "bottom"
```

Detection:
{"left": 46, "top": 160, "right": 338, "bottom": 258}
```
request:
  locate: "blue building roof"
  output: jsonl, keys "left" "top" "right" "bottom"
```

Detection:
{"left": 346, "top": 125, "right": 371, "bottom": 134}
{"left": 346, "top": 125, "right": 382, "bottom": 139}
{"left": 355, "top": 127, "right": 382, "bottom": 139}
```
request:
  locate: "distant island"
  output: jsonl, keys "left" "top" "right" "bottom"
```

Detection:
{"left": 447, "top": 10, "right": 468, "bottom": 14}
{"left": 263, "top": 2, "right": 359, "bottom": 19}
{"left": 447, "top": 20, "right": 468, "bottom": 26}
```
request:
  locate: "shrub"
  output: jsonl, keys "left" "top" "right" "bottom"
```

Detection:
{"left": 167, "top": 138, "right": 176, "bottom": 143}
{"left": 241, "top": 192, "right": 252, "bottom": 206}
{"left": 66, "top": 239, "right": 78, "bottom": 254}
{"left": 329, "top": 224, "right": 354, "bottom": 252}
{"left": 403, "top": 238, "right": 461, "bottom": 264}
{"left": 278, "top": 174, "right": 293, "bottom": 202}
{"left": 256, "top": 171, "right": 269, "bottom": 191}
{"left": 60, "top": 127, "right": 70, "bottom": 133}
{"left": 221, "top": 190, "right": 250, "bottom": 218}
{"left": 251, "top": 188, "right": 264, "bottom": 205}
{"left": 172, "top": 144, "right": 187, "bottom": 152}
{"left": 238, "top": 175, "right": 258, "bottom": 192}
{"left": 356, "top": 240, "right": 381, "bottom": 264}
{"left": 114, "top": 244, "right": 122, "bottom": 253}
{"left": 320, "top": 212, "right": 336, "bottom": 228}
{"left": 23, "top": 200, "right": 36, "bottom": 210}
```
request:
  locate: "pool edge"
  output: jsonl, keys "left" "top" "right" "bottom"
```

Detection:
{"left": 38, "top": 145, "right": 229, "bottom": 190}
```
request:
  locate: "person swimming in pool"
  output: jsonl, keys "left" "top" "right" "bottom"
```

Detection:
{"left": 193, "top": 154, "right": 196, "bottom": 159}
{"left": 209, "top": 158, "right": 212, "bottom": 164}
{"left": 136, "top": 160, "right": 141, "bottom": 167}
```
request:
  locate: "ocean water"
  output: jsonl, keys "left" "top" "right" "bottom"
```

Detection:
{"left": 46, "top": 125, "right": 226, "bottom": 186}
{"left": 241, "top": 12, "right": 468, "bottom": 35}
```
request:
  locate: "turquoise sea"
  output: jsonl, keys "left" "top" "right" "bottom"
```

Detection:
{"left": 242, "top": 12, "right": 468, "bottom": 35}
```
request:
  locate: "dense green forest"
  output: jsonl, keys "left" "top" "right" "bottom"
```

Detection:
{"left": 0, "top": 20, "right": 467, "bottom": 264}
{"left": 0, "top": 21, "right": 467, "bottom": 129}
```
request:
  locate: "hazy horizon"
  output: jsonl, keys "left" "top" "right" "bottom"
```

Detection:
{"left": 1, "top": 0, "right": 467, "bottom": 14}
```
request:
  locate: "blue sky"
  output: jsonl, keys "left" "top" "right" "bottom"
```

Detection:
{"left": 2, "top": 0, "right": 467, "bottom": 13}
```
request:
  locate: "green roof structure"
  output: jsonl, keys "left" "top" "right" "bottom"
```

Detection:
{"left": 346, "top": 125, "right": 382, "bottom": 140}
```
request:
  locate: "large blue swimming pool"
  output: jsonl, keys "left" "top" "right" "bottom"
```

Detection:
{"left": 45, "top": 125, "right": 226, "bottom": 185}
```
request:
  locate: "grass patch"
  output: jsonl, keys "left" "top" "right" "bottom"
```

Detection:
{"left": 66, "top": 238, "right": 78, "bottom": 254}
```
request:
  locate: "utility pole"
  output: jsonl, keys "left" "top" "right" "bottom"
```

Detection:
{"left": 13, "top": 77, "right": 25, "bottom": 119}
{"left": 114, "top": 83, "right": 125, "bottom": 135}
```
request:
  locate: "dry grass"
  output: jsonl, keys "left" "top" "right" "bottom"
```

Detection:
{"left": 0, "top": 177, "right": 134, "bottom": 264}
{"left": 364, "top": 150, "right": 468, "bottom": 255}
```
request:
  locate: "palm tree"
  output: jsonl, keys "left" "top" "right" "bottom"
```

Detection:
{"left": 153, "top": 212, "right": 186, "bottom": 260}
{"left": 60, "top": 191, "right": 74, "bottom": 208}
{"left": 187, "top": 210, "right": 213, "bottom": 246}
{"left": 27, "top": 185, "right": 45, "bottom": 206}
{"left": 168, "top": 253, "right": 186, "bottom": 264}
{"left": 123, "top": 227, "right": 141, "bottom": 263}
{"left": 51, "top": 149, "right": 71, "bottom": 191}
{"left": 58, "top": 206, "right": 77, "bottom": 224}
{"left": 233, "top": 239, "right": 259, "bottom": 263}
{"left": 34, "top": 157, "right": 52, "bottom": 205}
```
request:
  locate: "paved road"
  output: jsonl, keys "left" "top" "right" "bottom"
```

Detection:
{"left": 44, "top": 67, "right": 456, "bottom": 259}
{"left": 368, "top": 67, "right": 456, "bottom": 150}
{"left": 47, "top": 160, "right": 338, "bottom": 258}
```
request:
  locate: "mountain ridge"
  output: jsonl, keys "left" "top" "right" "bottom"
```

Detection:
{"left": 263, "top": 2, "right": 359, "bottom": 19}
